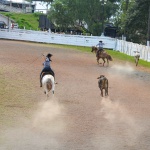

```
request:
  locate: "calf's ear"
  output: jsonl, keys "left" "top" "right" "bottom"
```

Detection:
{"left": 100, "top": 75, "right": 104, "bottom": 78}
{"left": 97, "top": 77, "right": 100, "bottom": 79}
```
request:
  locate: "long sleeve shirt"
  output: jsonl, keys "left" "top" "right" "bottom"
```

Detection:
{"left": 96, "top": 42, "right": 104, "bottom": 48}
{"left": 43, "top": 57, "right": 51, "bottom": 68}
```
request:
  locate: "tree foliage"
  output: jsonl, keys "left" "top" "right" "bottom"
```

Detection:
{"left": 115, "top": 0, "right": 150, "bottom": 44}
{"left": 45, "top": 0, "right": 150, "bottom": 44}
{"left": 48, "top": 0, "right": 120, "bottom": 35}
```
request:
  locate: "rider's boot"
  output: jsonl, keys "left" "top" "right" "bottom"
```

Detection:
{"left": 40, "top": 78, "right": 42, "bottom": 87}
{"left": 54, "top": 77, "right": 58, "bottom": 84}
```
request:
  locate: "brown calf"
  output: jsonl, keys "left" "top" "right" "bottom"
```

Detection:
{"left": 97, "top": 75, "right": 108, "bottom": 97}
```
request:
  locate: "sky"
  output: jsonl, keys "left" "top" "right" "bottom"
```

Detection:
{"left": 6, "top": 0, "right": 49, "bottom": 14}
{"left": 34, "top": 1, "right": 50, "bottom": 14}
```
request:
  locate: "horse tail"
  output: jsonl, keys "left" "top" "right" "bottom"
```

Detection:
{"left": 108, "top": 55, "right": 113, "bottom": 61}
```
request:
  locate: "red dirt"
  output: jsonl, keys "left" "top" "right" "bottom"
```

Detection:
{"left": 0, "top": 40, "right": 150, "bottom": 150}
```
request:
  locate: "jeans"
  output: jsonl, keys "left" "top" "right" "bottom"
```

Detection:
{"left": 96, "top": 48, "right": 103, "bottom": 57}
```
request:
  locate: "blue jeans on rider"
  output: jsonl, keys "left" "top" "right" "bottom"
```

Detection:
{"left": 96, "top": 48, "right": 103, "bottom": 57}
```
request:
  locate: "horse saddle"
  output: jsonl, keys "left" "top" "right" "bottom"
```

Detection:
{"left": 99, "top": 50, "right": 107, "bottom": 54}
{"left": 41, "top": 72, "right": 54, "bottom": 78}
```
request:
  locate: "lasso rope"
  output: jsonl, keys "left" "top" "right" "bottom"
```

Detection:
{"left": 30, "top": 53, "right": 44, "bottom": 65}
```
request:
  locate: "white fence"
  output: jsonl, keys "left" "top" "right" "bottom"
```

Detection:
{"left": 0, "top": 29, "right": 116, "bottom": 49}
{"left": 0, "top": 29, "right": 150, "bottom": 62}
{"left": 114, "top": 39, "right": 150, "bottom": 62}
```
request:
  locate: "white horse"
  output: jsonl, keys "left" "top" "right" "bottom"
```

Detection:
{"left": 42, "top": 75, "right": 55, "bottom": 98}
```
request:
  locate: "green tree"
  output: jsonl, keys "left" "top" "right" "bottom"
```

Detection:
{"left": 125, "top": 0, "right": 150, "bottom": 44}
{"left": 115, "top": 0, "right": 150, "bottom": 44}
{"left": 48, "top": 0, "right": 120, "bottom": 36}
{"left": 48, "top": 0, "right": 75, "bottom": 32}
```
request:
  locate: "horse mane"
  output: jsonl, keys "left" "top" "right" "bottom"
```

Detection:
{"left": 91, "top": 46, "right": 98, "bottom": 53}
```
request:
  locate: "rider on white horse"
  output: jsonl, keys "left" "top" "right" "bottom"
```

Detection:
{"left": 40, "top": 53, "right": 55, "bottom": 87}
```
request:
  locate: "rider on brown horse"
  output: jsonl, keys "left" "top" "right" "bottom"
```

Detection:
{"left": 96, "top": 41, "right": 105, "bottom": 57}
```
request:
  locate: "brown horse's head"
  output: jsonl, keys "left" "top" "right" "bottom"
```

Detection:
{"left": 91, "top": 46, "right": 98, "bottom": 53}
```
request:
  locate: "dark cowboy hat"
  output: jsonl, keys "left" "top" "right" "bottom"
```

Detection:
{"left": 99, "top": 40, "right": 102, "bottom": 42}
{"left": 46, "top": 53, "right": 53, "bottom": 57}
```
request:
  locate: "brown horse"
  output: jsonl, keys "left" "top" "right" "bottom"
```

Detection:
{"left": 91, "top": 46, "right": 113, "bottom": 66}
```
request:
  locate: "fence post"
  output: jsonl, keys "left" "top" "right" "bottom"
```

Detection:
{"left": 113, "top": 39, "right": 117, "bottom": 50}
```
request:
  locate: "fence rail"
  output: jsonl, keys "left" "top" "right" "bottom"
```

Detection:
{"left": 0, "top": 29, "right": 150, "bottom": 62}
{"left": 114, "top": 39, "right": 150, "bottom": 62}
{"left": 0, "top": 29, "right": 116, "bottom": 49}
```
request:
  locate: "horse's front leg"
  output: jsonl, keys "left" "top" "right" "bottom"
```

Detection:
{"left": 97, "top": 57, "right": 99, "bottom": 64}
{"left": 107, "top": 59, "right": 109, "bottom": 66}
{"left": 102, "top": 58, "right": 105, "bottom": 66}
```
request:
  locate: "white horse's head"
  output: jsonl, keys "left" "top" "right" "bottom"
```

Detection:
{"left": 42, "top": 75, "right": 55, "bottom": 98}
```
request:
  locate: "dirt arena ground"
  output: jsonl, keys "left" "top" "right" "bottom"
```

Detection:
{"left": 0, "top": 40, "right": 150, "bottom": 150}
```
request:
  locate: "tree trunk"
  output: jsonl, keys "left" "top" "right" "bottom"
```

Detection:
{"left": 125, "top": 0, "right": 129, "bottom": 12}
{"left": 101, "top": 0, "right": 104, "bottom": 36}
{"left": 147, "top": 5, "right": 150, "bottom": 46}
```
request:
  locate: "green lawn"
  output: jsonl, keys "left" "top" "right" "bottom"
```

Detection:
{"left": 107, "top": 50, "right": 150, "bottom": 68}
{"left": 0, "top": 12, "right": 40, "bottom": 30}
{"left": 47, "top": 44, "right": 150, "bottom": 68}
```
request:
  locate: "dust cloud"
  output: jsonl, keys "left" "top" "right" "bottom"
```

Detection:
{"left": 1, "top": 97, "right": 66, "bottom": 150}
{"left": 32, "top": 96, "right": 65, "bottom": 133}
{"left": 93, "top": 97, "right": 144, "bottom": 149}
{"left": 111, "top": 63, "right": 134, "bottom": 74}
